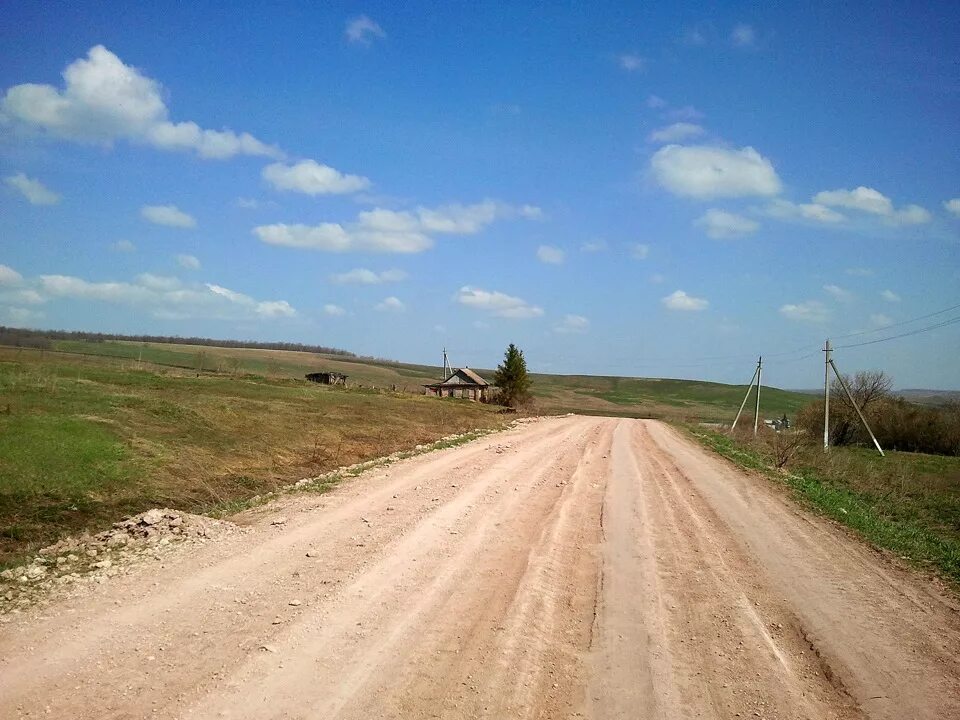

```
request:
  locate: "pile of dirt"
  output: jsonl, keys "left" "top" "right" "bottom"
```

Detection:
{"left": 1, "top": 509, "right": 239, "bottom": 615}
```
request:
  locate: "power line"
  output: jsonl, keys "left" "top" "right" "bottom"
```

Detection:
{"left": 833, "top": 315, "right": 960, "bottom": 349}
{"left": 831, "top": 301, "right": 960, "bottom": 340}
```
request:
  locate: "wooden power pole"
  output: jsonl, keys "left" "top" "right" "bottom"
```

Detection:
{"left": 753, "top": 356, "right": 762, "bottom": 436}
{"left": 731, "top": 357, "right": 761, "bottom": 433}
{"left": 823, "top": 339, "right": 831, "bottom": 451}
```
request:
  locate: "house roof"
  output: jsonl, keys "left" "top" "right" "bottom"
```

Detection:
{"left": 424, "top": 367, "right": 490, "bottom": 388}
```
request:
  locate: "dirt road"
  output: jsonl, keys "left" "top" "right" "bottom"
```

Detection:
{"left": 2, "top": 416, "right": 959, "bottom": 719}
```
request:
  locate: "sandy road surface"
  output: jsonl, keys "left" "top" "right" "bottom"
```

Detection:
{"left": 2, "top": 416, "right": 959, "bottom": 719}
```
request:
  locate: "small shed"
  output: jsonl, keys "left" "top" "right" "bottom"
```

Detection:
{"left": 424, "top": 367, "right": 490, "bottom": 402}
{"left": 306, "top": 371, "right": 348, "bottom": 386}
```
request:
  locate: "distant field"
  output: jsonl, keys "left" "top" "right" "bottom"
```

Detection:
{"left": 0, "top": 345, "right": 505, "bottom": 565}
{"left": 46, "top": 339, "right": 811, "bottom": 422}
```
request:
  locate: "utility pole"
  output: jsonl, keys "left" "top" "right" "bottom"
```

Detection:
{"left": 730, "top": 359, "right": 760, "bottom": 433}
{"left": 442, "top": 347, "right": 451, "bottom": 379}
{"left": 823, "top": 339, "right": 831, "bottom": 451}
{"left": 753, "top": 356, "right": 762, "bottom": 436}
{"left": 829, "top": 358, "right": 885, "bottom": 457}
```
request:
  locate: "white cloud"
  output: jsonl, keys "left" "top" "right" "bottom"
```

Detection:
{"left": 667, "top": 105, "right": 704, "bottom": 121}
{"left": 2, "top": 288, "right": 45, "bottom": 305}
{"left": 32, "top": 272, "right": 295, "bottom": 321}
{"left": 4, "top": 173, "right": 61, "bottom": 205}
{"left": 730, "top": 24, "right": 756, "bottom": 47}
{"left": 455, "top": 286, "right": 544, "bottom": 319}
{"left": 137, "top": 273, "right": 181, "bottom": 291}
{"left": 890, "top": 204, "right": 931, "bottom": 226}
{"left": 0, "top": 264, "right": 24, "bottom": 286}
{"left": 235, "top": 197, "right": 261, "bottom": 209}
{"left": 537, "top": 245, "right": 565, "bottom": 264}
{"left": 112, "top": 240, "right": 136, "bottom": 252}
{"left": 662, "top": 289, "right": 708, "bottom": 311}
{"left": 779, "top": 300, "right": 829, "bottom": 323}
{"left": 323, "top": 303, "right": 346, "bottom": 317}
{"left": 650, "top": 145, "right": 781, "bottom": 199}
{"left": 141, "top": 204, "right": 196, "bottom": 228}
{"left": 618, "top": 54, "right": 645, "bottom": 71}
{"left": 1, "top": 306, "right": 43, "bottom": 324}
{"left": 580, "top": 239, "right": 607, "bottom": 252}
{"left": 695, "top": 209, "right": 759, "bottom": 239}
{"left": 555, "top": 314, "right": 589, "bottom": 334}
{"left": 870, "top": 313, "right": 893, "bottom": 327}
{"left": 812, "top": 186, "right": 930, "bottom": 225}
{"left": 648, "top": 122, "right": 705, "bottom": 144}
{"left": 374, "top": 296, "right": 405, "bottom": 313}
{"left": 845, "top": 267, "right": 873, "bottom": 276}
{"left": 262, "top": 160, "right": 371, "bottom": 196}
{"left": 176, "top": 254, "right": 200, "bottom": 270}
{"left": 763, "top": 198, "right": 845, "bottom": 224}
{"left": 945, "top": 198, "right": 960, "bottom": 217}
{"left": 881, "top": 289, "right": 901, "bottom": 303}
{"left": 346, "top": 16, "right": 386, "bottom": 44}
{"left": 330, "top": 268, "right": 406, "bottom": 284}
{"left": 813, "top": 186, "right": 892, "bottom": 215}
{"left": 631, "top": 243, "right": 650, "bottom": 260}
{"left": 649, "top": 273, "right": 665, "bottom": 284}
{"left": 2, "top": 45, "right": 280, "bottom": 160}
{"left": 253, "top": 200, "right": 537, "bottom": 254}
{"left": 823, "top": 284, "right": 852, "bottom": 301}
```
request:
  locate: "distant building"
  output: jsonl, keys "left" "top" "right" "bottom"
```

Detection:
{"left": 424, "top": 367, "right": 491, "bottom": 402}
{"left": 306, "top": 371, "right": 348, "bottom": 386}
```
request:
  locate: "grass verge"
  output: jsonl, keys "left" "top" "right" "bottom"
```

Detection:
{"left": 685, "top": 426, "right": 960, "bottom": 588}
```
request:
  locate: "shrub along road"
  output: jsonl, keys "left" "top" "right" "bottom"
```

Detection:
{"left": 1, "top": 416, "right": 958, "bottom": 719}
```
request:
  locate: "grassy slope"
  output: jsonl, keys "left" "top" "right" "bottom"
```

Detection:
{"left": 0, "top": 347, "right": 504, "bottom": 565}
{"left": 687, "top": 426, "right": 960, "bottom": 586}
{"left": 49, "top": 339, "right": 809, "bottom": 421}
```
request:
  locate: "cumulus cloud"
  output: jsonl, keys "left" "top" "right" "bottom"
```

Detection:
{"left": 330, "top": 268, "right": 406, "bottom": 284}
{"left": 112, "top": 240, "right": 136, "bottom": 252}
{"left": 141, "top": 204, "right": 196, "bottom": 228}
{"left": 779, "top": 300, "right": 829, "bottom": 323}
{"left": 28, "top": 271, "right": 295, "bottom": 321}
{"left": 945, "top": 198, "right": 960, "bottom": 217}
{"left": 695, "top": 209, "right": 759, "bottom": 239}
{"left": 323, "top": 303, "right": 346, "bottom": 317}
{"left": 4, "top": 173, "right": 61, "bottom": 205}
{"left": 881, "top": 289, "right": 901, "bottom": 302}
{"left": 0, "top": 264, "right": 24, "bottom": 286}
{"left": 823, "top": 284, "right": 852, "bottom": 301}
{"left": 650, "top": 145, "right": 781, "bottom": 199}
{"left": 631, "top": 243, "right": 651, "bottom": 260}
{"left": 618, "top": 54, "right": 645, "bottom": 71}
{"left": 2, "top": 45, "right": 281, "bottom": 160}
{"left": 374, "top": 296, "right": 405, "bottom": 312}
{"left": 730, "top": 23, "right": 756, "bottom": 47}
{"left": 254, "top": 200, "right": 539, "bottom": 254}
{"left": 813, "top": 186, "right": 930, "bottom": 225}
{"left": 262, "top": 160, "right": 371, "bottom": 195}
{"left": 555, "top": 314, "right": 589, "bottom": 334}
{"left": 763, "top": 198, "right": 845, "bottom": 224}
{"left": 176, "top": 254, "right": 200, "bottom": 270}
{"left": 346, "top": 16, "right": 386, "bottom": 44}
{"left": 648, "top": 123, "right": 705, "bottom": 144}
{"left": 537, "top": 245, "right": 565, "bottom": 264}
{"left": 1, "top": 306, "right": 44, "bottom": 324}
{"left": 455, "top": 286, "right": 544, "bottom": 319}
{"left": 662, "top": 290, "right": 708, "bottom": 311}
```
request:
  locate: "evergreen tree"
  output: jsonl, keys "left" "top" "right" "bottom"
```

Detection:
{"left": 493, "top": 343, "right": 532, "bottom": 407}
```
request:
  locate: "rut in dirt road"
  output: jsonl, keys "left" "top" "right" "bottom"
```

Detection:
{"left": 1, "top": 416, "right": 958, "bottom": 720}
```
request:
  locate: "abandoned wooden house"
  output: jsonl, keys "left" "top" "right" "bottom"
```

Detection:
{"left": 305, "top": 371, "right": 348, "bottom": 386}
{"left": 424, "top": 367, "right": 490, "bottom": 401}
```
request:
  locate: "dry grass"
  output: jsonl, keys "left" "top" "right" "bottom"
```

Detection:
{"left": 0, "top": 348, "right": 506, "bottom": 565}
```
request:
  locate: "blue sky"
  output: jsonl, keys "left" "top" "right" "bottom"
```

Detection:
{"left": 1, "top": 1, "right": 958, "bottom": 388}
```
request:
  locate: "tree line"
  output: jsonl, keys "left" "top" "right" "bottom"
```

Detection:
{"left": 0, "top": 326, "right": 354, "bottom": 357}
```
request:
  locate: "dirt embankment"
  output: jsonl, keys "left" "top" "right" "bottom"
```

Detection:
{"left": 1, "top": 416, "right": 958, "bottom": 719}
